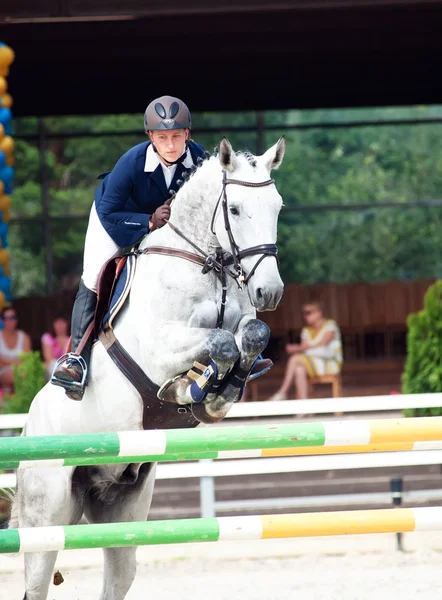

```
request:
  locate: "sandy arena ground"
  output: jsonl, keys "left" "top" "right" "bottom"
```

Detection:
{"left": 2, "top": 533, "right": 442, "bottom": 599}
{"left": 4, "top": 552, "right": 442, "bottom": 600}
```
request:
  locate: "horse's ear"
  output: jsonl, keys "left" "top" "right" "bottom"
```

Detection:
{"left": 261, "top": 136, "right": 286, "bottom": 171}
{"left": 219, "top": 137, "right": 239, "bottom": 173}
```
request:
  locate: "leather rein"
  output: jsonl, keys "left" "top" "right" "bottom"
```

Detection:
{"left": 137, "top": 169, "right": 278, "bottom": 328}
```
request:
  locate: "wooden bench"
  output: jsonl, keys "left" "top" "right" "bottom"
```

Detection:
{"left": 309, "top": 373, "right": 342, "bottom": 398}
{"left": 247, "top": 358, "right": 404, "bottom": 402}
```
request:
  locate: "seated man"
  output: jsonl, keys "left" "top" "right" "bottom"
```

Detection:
{"left": 269, "top": 299, "right": 342, "bottom": 401}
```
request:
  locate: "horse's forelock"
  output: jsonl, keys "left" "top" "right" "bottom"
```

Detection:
{"left": 238, "top": 150, "right": 258, "bottom": 168}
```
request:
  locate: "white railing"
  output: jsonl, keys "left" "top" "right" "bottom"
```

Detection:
{"left": 1, "top": 392, "right": 441, "bottom": 431}
{"left": 226, "top": 393, "right": 442, "bottom": 418}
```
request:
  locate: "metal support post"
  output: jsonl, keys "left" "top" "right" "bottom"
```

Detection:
{"left": 390, "top": 475, "right": 404, "bottom": 551}
{"left": 38, "top": 117, "right": 53, "bottom": 295}
{"left": 199, "top": 460, "right": 216, "bottom": 518}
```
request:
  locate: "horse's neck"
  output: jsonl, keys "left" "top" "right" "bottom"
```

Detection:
{"left": 146, "top": 163, "right": 220, "bottom": 255}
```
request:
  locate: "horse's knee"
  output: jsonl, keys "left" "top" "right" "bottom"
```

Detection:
{"left": 208, "top": 329, "right": 239, "bottom": 365}
{"left": 241, "top": 319, "right": 270, "bottom": 357}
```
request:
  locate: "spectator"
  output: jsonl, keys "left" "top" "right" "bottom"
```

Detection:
{"left": 269, "top": 300, "right": 342, "bottom": 401}
{"left": 41, "top": 315, "right": 70, "bottom": 379}
{"left": 0, "top": 306, "right": 32, "bottom": 388}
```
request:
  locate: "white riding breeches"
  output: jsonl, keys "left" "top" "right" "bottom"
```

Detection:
{"left": 82, "top": 203, "right": 121, "bottom": 293}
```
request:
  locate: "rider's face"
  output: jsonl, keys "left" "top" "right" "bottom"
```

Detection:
{"left": 149, "top": 129, "right": 188, "bottom": 164}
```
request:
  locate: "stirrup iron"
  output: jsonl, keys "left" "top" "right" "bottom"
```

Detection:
{"left": 50, "top": 352, "right": 88, "bottom": 395}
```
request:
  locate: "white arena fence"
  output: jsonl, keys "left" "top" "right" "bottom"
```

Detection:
{"left": 1, "top": 392, "right": 441, "bottom": 431}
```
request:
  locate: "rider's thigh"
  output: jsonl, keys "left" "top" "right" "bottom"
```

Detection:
{"left": 82, "top": 203, "right": 120, "bottom": 292}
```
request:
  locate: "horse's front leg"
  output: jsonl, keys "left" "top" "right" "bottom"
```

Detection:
{"left": 194, "top": 318, "right": 270, "bottom": 422}
{"left": 147, "top": 323, "right": 240, "bottom": 407}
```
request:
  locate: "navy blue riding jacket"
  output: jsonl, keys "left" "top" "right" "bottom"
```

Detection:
{"left": 94, "top": 140, "right": 207, "bottom": 248}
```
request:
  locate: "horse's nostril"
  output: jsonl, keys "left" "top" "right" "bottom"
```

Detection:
{"left": 256, "top": 288, "right": 263, "bottom": 301}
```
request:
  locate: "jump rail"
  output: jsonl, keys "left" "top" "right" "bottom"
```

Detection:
{"left": 2, "top": 417, "right": 442, "bottom": 470}
{"left": 1, "top": 507, "right": 441, "bottom": 554}
{"left": 2, "top": 440, "right": 442, "bottom": 471}
{"left": 1, "top": 393, "right": 441, "bottom": 431}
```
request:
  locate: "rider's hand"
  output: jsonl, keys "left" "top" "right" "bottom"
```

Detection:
{"left": 149, "top": 200, "right": 171, "bottom": 231}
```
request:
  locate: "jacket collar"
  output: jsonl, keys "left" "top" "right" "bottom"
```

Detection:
{"left": 144, "top": 143, "right": 194, "bottom": 173}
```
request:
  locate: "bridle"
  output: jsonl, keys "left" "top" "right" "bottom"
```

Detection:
{"left": 210, "top": 170, "right": 278, "bottom": 285}
{"left": 139, "top": 169, "right": 278, "bottom": 328}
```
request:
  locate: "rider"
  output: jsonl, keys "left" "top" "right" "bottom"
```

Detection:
{"left": 51, "top": 95, "right": 208, "bottom": 400}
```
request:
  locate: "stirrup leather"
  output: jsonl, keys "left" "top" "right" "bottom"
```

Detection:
{"left": 50, "top": 352, "right": 88, "bottom": 394}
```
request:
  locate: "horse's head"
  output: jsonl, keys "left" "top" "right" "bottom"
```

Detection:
{"left": 214, "top": 137, "right": 285, "bottom": 311}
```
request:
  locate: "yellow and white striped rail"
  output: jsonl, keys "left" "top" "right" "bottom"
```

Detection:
{"left": 2, "top": 507, "right": 442, "bottom": 553}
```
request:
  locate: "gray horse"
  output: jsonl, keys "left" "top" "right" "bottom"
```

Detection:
{"left": 11, "top": 137, "right": 285, "bottom": 599}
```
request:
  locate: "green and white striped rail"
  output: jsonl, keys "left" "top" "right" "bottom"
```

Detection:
{"left": 2, "top": 507, "right": 442, "bottom": 554}
{"left": 2, "top": 416, "right": 442, "bottom": 470}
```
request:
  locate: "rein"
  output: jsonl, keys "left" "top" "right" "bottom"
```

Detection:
{"left": 139, "top": 169, "right": 278, "bottom": 328}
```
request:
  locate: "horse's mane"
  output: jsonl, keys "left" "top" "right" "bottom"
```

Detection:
{"left": 141, "top": 146, "right": 264, "bottom": 251}
{"left": 172, "top": 146, "right": 258, "bottom": 195}
{"left": 173, "top": 147, "right": 211, "bottom": 192}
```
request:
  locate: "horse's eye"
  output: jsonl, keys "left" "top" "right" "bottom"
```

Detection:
{"left": 229, "top": 206, "right": 240, "bottom": 216}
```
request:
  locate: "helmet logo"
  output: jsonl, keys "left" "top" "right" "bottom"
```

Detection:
{"left": 169, "top": 102, "right": 180, "bottom": 119}
{"left": 154, "top": 103, "right": 167, "bottom": 119}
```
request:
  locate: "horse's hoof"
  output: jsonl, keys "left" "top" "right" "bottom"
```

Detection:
{"left": 157, "top": 375, "right": 192, "bottom": 404}
{"left": 191, "top": 402, "right": 233, "bottom": 424}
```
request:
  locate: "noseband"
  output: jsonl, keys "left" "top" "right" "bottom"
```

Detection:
{"left": 139, "top": 169, "right": 278, "bottom": 327}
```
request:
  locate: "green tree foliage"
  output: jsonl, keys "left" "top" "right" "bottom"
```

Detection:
{"left": 8, "top": 106, "right": 442, "bottom": 296}
{"left": 403, "top": 280, "right": 442, "bottom": 416}
{"left": 269, "top": 107, "right": 442, "bottom": 284}
{"left": 1, "top": 351, "right": 46, "bottom": 414}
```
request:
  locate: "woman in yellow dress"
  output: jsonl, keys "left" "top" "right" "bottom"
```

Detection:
{"left": 269, "top": 300, "right": 342, "bottom": 401}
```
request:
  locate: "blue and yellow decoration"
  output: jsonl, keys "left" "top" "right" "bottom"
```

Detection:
{"left": 0, "top": 42, "right": 15, "bottom": 309}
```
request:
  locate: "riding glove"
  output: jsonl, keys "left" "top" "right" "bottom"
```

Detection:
{"left": 149, "top": 202, "right": 171, "bottom": 231}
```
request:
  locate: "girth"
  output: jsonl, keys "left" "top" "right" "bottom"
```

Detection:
{"left": 98, "top": 324, "right": 199, "bottom": 430}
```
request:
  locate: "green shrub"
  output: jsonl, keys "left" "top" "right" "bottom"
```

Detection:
{"left": 2, "top": 351, "right": 46, "bottom": 414}
{"left": 402, "top": 280, "right": 442, "bottom": 416}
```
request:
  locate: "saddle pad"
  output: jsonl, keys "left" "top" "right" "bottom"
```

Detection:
{"left": 102, "top": 254, "right": 137, "bottom": 328}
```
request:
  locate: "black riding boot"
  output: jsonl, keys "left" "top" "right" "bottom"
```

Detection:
{"left": 51, "top": 280, "right": 97, "bottom": 400}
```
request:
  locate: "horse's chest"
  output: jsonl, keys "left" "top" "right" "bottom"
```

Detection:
{"left": 189, "top": 297, "right": 241, "bottom": 331}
